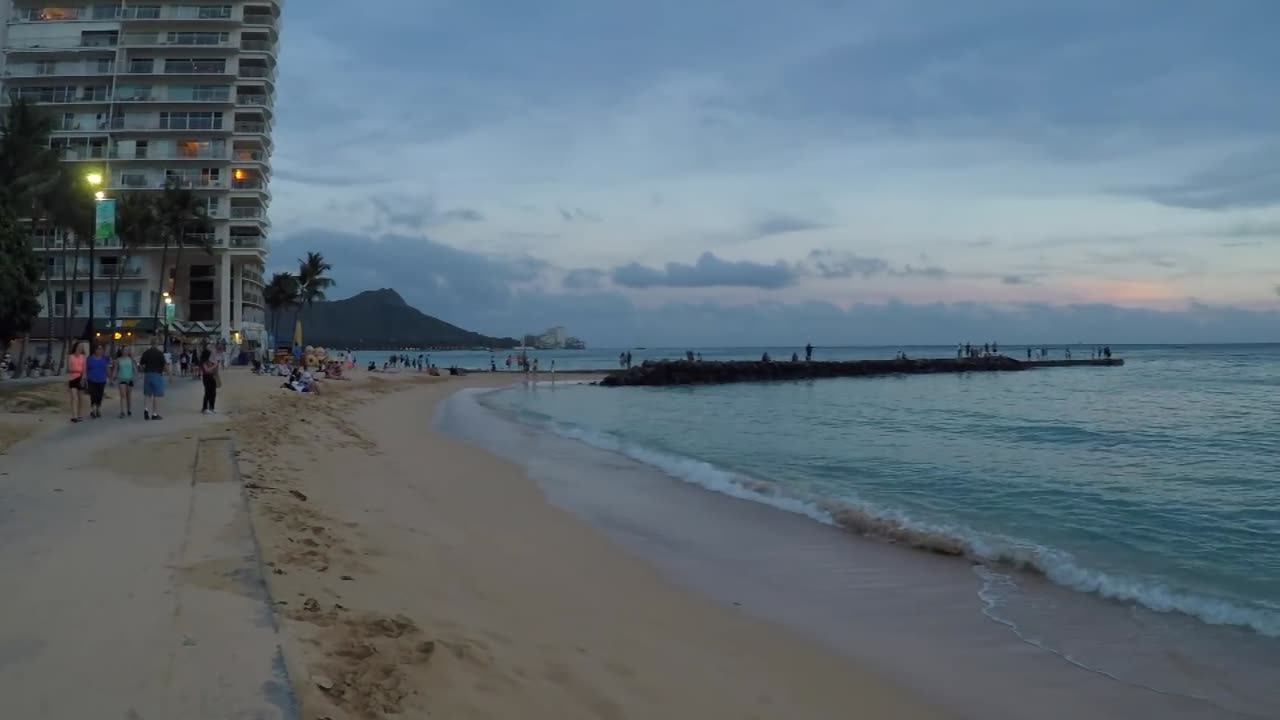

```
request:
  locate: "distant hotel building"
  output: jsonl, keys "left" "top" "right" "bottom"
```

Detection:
{"left": 523, "top": 326, "right": 585, "bottom": 350}
{"left": 0, "top": 1, "right": 281, "bottom": 347}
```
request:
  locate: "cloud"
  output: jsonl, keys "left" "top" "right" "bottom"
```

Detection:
{"left": 369, "top": 195, "right": 486, "bottom": 231}
{"left": 1124, "top": 145, "right": 1280, "bottom": 211}
{"left": 751, "top": 213, "right": 825, "bottom": 238}
{"left": 558, "top": 207, "right": 602, "bottom": 223}
{"left": 805, "top": 250, "right": 947, "bottom": 280}
{"left": 270, "top": 227, "right": 1280, "bottom": 346}
{"left": 1001, "top": 275, "right": 1035, "bottom": 285}
{"left": 563, "top": 268, "right": 607, "bottom": 290}
{"left": 612, "top": 252, "right": 798, "bottom": 289}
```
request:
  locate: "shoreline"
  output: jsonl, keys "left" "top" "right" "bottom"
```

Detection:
{"left": 232, "top": 373, "right": 946, "bottom": 719}
{"left": 444, "top": 380, "right": 1272, "bottom": 719}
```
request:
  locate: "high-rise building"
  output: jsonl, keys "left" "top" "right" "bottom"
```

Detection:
{"left": 0, "top": 1, "right": 282, "bottom": 349}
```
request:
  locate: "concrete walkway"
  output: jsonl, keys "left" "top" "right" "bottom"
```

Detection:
{"left": 0, "top": 375, "right": 297, "bottom": 719}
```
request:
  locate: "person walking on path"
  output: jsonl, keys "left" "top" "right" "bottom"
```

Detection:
{"left": 84, "top": 344, "right": 110, "bottom": 420}
{"left": 199, "top": 349, "right": 220, "bottom": 415}
{"left": 140, "top": 338, "right": 168, "bottom": 421}
{"left": 113, "top": 346, "right": 136, "bottom": 418}
{"left": 67, "top": 342, "right": 87, "bottom": 423}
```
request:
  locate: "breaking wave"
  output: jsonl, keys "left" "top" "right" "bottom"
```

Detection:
{"left": 529, "top": 416, "right": 1280, "bottom": 639}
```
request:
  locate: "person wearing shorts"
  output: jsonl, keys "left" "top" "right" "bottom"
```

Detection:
{"left": 66, "top": 342, "right": 87, "bottom": 422}
{"left": 114, "top": 346, "right": 136, "bottom": 418}
{"left": 84, "top": 343, "right": 110, "bottom": 419}
{"left": 140, "top": 338, "right": 168, "bottom": 421}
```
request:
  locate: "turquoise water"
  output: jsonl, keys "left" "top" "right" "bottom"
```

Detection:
{"left": 479, "top": 345, "right": 1280, "bottom": 654}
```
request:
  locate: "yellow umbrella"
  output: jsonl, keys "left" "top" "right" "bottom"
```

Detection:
{"left": 293, "top": 318, "right": 303, "bottom": 347}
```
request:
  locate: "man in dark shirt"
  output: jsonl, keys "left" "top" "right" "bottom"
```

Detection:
{"left": 139, "top": 338, "right": 168, "bottom": 420}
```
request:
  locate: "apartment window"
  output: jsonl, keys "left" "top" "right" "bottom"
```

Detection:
{"left": 12, "top": 86, "right": 77, "bottom": 103}
{"left": 176, "top": 139, "right": 223, "bottom": 158}
{"left": 82, "top": 85, "right": 110, "bottom": 101}
{"left": 135, "top": 140, "right": 148, "bottom": 159}
{"left": 92, "top": 4, "right": 122, "bottom": 20}
{"left": 60, "top": 113, "right": 77, "bottom": 131}
{"left": 34, "top": 60, "right": 58, "bottom": 76}
{"left": 165, "top": 58, "right": 226, "bottom": 74}
{"left": 126, "top": 59, "right": 155, "bottom": 74}
{"left": 95, "top": 58, "right": 114, "bottom": 74}
{"left": 23, "top": 7, "right": 80, "bottom": 21}
{"left": 205, "top": 197, "right": 221, "bottom": 215}
{"left": 201, "top": 168, "right": 222, "bottom": 184}
{"left": 166, "top": 32, "right": 229, "bottom": 46}
{"left": 115, "top": 84, "right": 153, "bottom": 101}
{"left": 170, "top": 5, "right": 232, "bottom": 19}
{"left": 80, "top": 30, "right": 119, "bottom": 47}
{"left": 160, "top": 111, "right": 222, "bottom": 130}
{"left": 125, "top": 5, "right": 160, "bottom": 19}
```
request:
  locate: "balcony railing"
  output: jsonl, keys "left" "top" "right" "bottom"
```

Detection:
{"left": 109, "top": 149, "right": 231, "bottom": 161}
{"left": 229, "top": 236, "right": 264, "bottom": 249}
{"left": 234, "top": 121, "right": 268, "bottom": 133}
{"left": 110, "top": 118, "right": 227, "bottom": 132}
{"left": 230, "top": 207, "right": 265, "bottom": 219}
{"left": 115, "top": 176, "right": 228, "bottom": 190}
{"left": 237, "top": 66, "right": 274, "bottom": 79}
{"left": 165, "top": 61, "right": 230, "bottom": 74}
{"left": 234, "top": 150, "right": 268, "bottom": 162}
{"left": 235, "top": 94, "right": 272, "bottom": 107}
{"left": 57, "top": 146, "right": 109, "bottom": 160}
{"left": 121, "top": 35, "right": 234, "bottom": 48}
{"left": 3, "top": 63, "right": 115, "bottom": 77}
{"left": 5, "top": 92, "right": 111, "bottom": 105}
{"left": 115, "top": 90, "right": 233, "bottom": 103}
{"left": 232, "top": 179, "right": 265, "bottom": 190}
{"left": 239, "top": 40, "right": 276, "bottom": 52}
{"left": 43, "top": 265, "right": 143, "bottom": 279}
{"left": 243, "top": 14, "right": 277, "bottom": 27}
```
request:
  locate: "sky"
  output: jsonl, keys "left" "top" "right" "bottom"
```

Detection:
{"left": 266, "top": 0, "right": 1280, "bottom": 346}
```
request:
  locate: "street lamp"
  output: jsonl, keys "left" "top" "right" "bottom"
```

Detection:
{"left": 86, "top": 172, "right": 104, "bottom": 346}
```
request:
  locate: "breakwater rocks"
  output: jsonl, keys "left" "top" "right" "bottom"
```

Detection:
{"left": 599, "top": 357, "right": 1124, "bottom": 387}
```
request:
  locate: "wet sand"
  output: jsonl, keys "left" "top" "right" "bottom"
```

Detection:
{"left": 231, "top": 372, "right": 944, "bottom": 719}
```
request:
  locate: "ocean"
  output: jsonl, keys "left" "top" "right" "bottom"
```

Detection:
{"left": 436, "top": 344, "right": 1280, "bottom": 718}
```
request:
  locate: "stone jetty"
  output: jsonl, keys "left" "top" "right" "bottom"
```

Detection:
{"left": 599, "top": 357, "right": 1124, "bottom": 387}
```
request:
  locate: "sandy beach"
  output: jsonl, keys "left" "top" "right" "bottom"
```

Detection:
{"left": 0, "top": 367, "right": 941, "bottom": 718}
{"left": 227, "top": 370, "right": 944, "bottom": 719}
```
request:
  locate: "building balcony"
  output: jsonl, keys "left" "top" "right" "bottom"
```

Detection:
{"left": 109, "top": 118, "right": 230, "bottom": 133}
{"left": 2, "top": 93, "right": 111, "bottom": 106}
{"left": 239, "top": 40, "right": 277, "bottom": 55}
{"left": 235, "top": 94, "right": 274, "bottom": 109}
{"left": 230, "top": 207, "right": 267, "bottom": 220}
{"left": 2, "top": 63, "right": 115, "bottom": 79}
{"left": 119, "top": 61, "right": 232, "bottom": 77}
{"left": 109, "top": 149, "right": 232, "bottom": 161}
{"left": 233, "top": 149, "right": 270, "bottom": 166}
{"left": 120, "top": 7, "right": 236, "bottom": 22}
{"left": 2, "top": 37, "right": 120, "bottom": 53}
{"left": 57, "top": 146, "right": 110, "bottom": 161}
{"left": 114, "top": 175, "right": 228, "bottom": 191}
{"left": 120, "top": 35, "right": 236, "bottom": 49}
{"left": 43, "top": 265, "right": 144, "bottom": 280}
{"left": 229, "top": 236, "right": 265, "bottom": 250}
{"left": 114, "top": 91, "right": 235, "bottom": 104}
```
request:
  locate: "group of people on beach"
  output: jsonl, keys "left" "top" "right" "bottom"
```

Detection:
{"left": 65, "top": 337, "right": 222, "bottom": 423}
{"left": 958, "top": 342, "right": 1001, "bottom": 359}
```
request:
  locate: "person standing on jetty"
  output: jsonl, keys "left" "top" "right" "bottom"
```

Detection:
{"left": 84, "top": 344, "right": 110, "bottom": 420}
{"left": 806, "top": 343, "right": 814, "bottom": 361}
{"left": 66, "top": 342, "right": 87, "bottom": 422}
{"left": 113, "top": 346, "right": 136, "bottom": 418}
{"left": 140, "top": 338, "right": 168, "bottom": 421}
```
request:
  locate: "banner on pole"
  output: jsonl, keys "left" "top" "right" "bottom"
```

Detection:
{"left": 94, "top": 198, "right": 116, "bottom": 240}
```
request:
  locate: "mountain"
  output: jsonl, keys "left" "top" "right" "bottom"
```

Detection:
{"left": 274, "top": 289, "right": 519, "bottom": 349}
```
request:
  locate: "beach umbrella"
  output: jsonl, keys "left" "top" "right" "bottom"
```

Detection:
{"left": 293, "top": 318, "right": 303, "bottom": 348}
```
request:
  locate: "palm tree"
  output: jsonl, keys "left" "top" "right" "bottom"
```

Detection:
{"left": 107, "top": 192, "right": 158, "bottom": 349}
{"left": 0, "top": 99, "right": 61, "bottom": 211}
{"left": 262, "top": 271, "right": 299, "bottom": 350}
{"left": 151, "top": 178, "right": 211, "bottom": 341}
{"left": 293, "top": 251, "right": 334, "bottom": 346}
{"left": 41, "top": 170, "right": 95, "bottom": 366}
{"left": 0, "top": 99, "right": 61, "bottom": 370}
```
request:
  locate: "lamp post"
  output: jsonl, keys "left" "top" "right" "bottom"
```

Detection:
{"left": 163, "top": 293, "right": 175, "bottom": 348}
{"left": 86, "top": 173, "right": 103, "bottom": 347}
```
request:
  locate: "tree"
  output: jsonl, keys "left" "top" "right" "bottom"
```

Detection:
{"left": 0, "top": 99, "right": 60, "bottom": 212}
{"left": 294, "top": 251, "right": 334, "bottom": 346}
{"left": 1, "top": 99, "right": 62, "bottom": 370}
{"left": 107, "top": 192, "right": 158, "bottom": 349}
{"left": 152, "top": 179, "right": 212, "bottom": 341}
{"left": 262, "top": 271, "right": 299, "bottom": 349}
{"left": 0, "top": 213, "right": 43, "bottom": 356}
